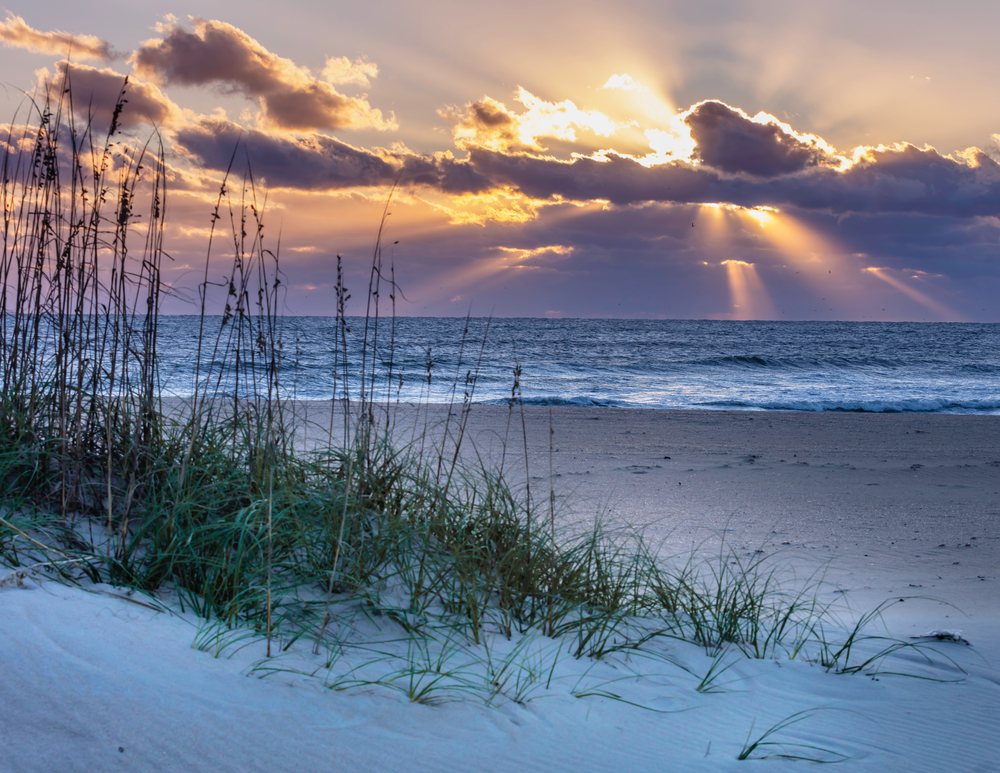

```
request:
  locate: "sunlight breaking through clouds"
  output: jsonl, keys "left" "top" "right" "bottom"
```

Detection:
{"left": 734, "top": 206, "right": 863, "bottom": 315}
{"left": 4, "top": 11, "right": 997, "bottom": 318}
{"left": 742, "top": 206, "right": 777, "bottom": 227}
{"left": 691, "top": 202, "right": 867, "bottom": 318}
{"left": 442, "top": 87, "right": 629, "bottom": 153}
{"left": 496, "top": 244, "right": 575, "bottom": 261}
{"left": 637, "top": 120, "right": 697, "bottom": 165}
{"left": 403, "top": 245, "right": 569, "bottom": 306}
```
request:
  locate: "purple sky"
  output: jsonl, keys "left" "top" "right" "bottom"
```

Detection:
{"left": 2, "top": 2, "right": 999, "bottom": 320}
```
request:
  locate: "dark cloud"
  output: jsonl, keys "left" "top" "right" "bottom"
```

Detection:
{"left": 683, "top": 100, "right": 837, "bottom": 177}
{"left": 0, "top": 13, "right": 113, "bottom": 61}
{"left": 171, "top": 98, "right": 1000, "bottom": 219}
{"left": 464, "top": 142, "right": 1000, "bottom": 217}
{"left": 51, "top": 62, "right": 179, "bottom": 130}
{"left": 469, "top": 101, "right": 517, "bottom": 129}
{"left": 468, "top": 147, "right": 719, "bottom": 204}
{"left": 172, "top": 116, "right": 491, "bottom": 193}
{"left": 816, "top": 210, "right": 1000, "bottom": 278}
{"left": 791, "top": 145, "right": 1000, "bottom": 217}
{"left": 132, "top": 19, "right": 394, "bottom": 132}
{"left": 435, "top": 98, "right": 999, "bottom": 218}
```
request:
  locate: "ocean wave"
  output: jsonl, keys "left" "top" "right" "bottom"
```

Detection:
{"left": 480, "top": 395, "right": 624, "bottom": 408}
{"left": 679, "top": 354, "right": 942, "bottom": 370}
{"left": 695, "top": 398, "right": 1000, "bottom": 414}
{"left": 148, "top": 318, "right": 1000, "bottom": 415}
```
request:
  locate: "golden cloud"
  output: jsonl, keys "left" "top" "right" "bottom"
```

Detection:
{"left": 441, "top": 87, "right": 628, "bottom": 153}
{"left": 0, "top": 14, "right": 113, "bottom": 61}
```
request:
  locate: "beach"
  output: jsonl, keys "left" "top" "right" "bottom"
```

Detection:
{"left": 3, "top": 407, "right": 999, "bottom": 772}
{"left": 297, "top": 403, "right": 1000, "bottom": 600}
{"left": 457, "top": 407, "right": 1000, "bottom": 605}
{"left": 3, "top": 7, "right": 999, "bottom": 766}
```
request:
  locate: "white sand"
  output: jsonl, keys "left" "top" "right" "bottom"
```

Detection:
{"left": 3, "top": 407, "right": 999, "bottom": 771}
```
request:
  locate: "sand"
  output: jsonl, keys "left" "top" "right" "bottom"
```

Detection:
{"left": 455, "top": 408, "right": 1000, "bottom": 610}
{"left": 298, "top": 404, "right": 1000, "bottom": 614}
{"left": 3, "top": 407, "right": 999, "bottom": 772}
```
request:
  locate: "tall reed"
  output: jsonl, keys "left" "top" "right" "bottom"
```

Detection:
{"left": 0, "top": 72, "right": 165, "bottom": 541}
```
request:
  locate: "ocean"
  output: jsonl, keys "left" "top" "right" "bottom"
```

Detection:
{"left": 151, "top": 317, "right": 1000, "bottom": 414}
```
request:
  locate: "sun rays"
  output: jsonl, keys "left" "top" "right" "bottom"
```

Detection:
{"left": 721, "top": 259, "right": 777, "bottom": 319}
{"left": 863, "top": 267, "right": 965, "bottom": 321}
{"left": 694, "top": 202, "right": 965, "bottom": 320}
{"left": 403, "top": 244, "right": 574, "bottom": 308}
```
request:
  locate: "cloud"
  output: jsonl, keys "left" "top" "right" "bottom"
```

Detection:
{"left": 440, "top": 87, "right": 627, "bottom": 152}
{"left": 682, "top": 100, "right": 841, "bottom": 177}
{"left": 168, "top": 93, "right": 1000, "bottom": 220}
{"left": 467, "top": 146, "right": 717, "bottom": 205}
{"left": 439, "top": 96, "right": 531, "bottom": 152}
{"left": 462, "top": 115, "right": 1000, "bottom": 218}
{"left": 44, "top": 62, "right": 180, "bottom": 130}
{"left": 496, "top": 244, "right": 574, "bottom": 259}
{"left": 321, "top": 56, "right": 379, "bottom": 87}
{"left": 812, "top": 144, "right": 1000, "bottom": 217}
{"left": 172, "top": 116, "right": 491, "bottom": 193}
{"left": 161, "top": 81, "right": 998, "bottom": 222}
{"left": 809, "top": 209, "right": 1000, "bottom": 279}
{"left": 0, "top": 14, "right": 113, "bottom": 61}
{"left": 132, "top": 18, "right": 394, "bottom": 132}
{"left": 601, "top": 74, "right": 646, "bottom": 91}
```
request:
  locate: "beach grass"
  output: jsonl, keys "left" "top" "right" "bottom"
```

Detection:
{"left": 0, "top": 77, "right": 964, "bottom": 718}
{"left": 737, "top": 709, "right": 853, "bottom": 763}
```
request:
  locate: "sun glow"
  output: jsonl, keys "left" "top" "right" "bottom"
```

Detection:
{"left": 601, "top": 74, "right": 646, "bottom": 92}
{"left": 743, "top": 207, "right": 777, "bottom": 227}
{"left": 515, "top": 87, "right": 623, "bottom": 146}
{"left": 496, "top": 244, "right": 574, "bottom": 260}
{"left": 404, "top": 255, "right": 512, "bottom": 306}
{"left": 586, "top": 73, "right": 694, "bottom": 165}
{"left": 747, "top": 210, "right": 840, "bottom": 268}
{"left": 639, "top": 118, "right": 697, "bottom": 165}
{"left": 419, "top": 188, "right": 547, "bottom": 225}
{"left": 696, "top": 205, "right": 780, "bottom": 320}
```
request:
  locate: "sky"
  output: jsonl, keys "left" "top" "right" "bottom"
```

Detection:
{"left": 1, "top": 1, "right": 999, "bottom": 320}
